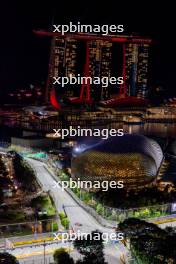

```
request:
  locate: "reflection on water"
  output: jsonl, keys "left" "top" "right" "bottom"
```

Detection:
{"left": 106, "top": 123, "right": 176, "bottom": 138}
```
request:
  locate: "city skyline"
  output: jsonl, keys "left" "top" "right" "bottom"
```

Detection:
{"left": 0, "top": 1, "right": 175, "bottom": 101}
{"left": 1, "top": 2, "right": 176, "bottom": 264}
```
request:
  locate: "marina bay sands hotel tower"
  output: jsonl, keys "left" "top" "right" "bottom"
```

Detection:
{"left": 34, "top": 30, "right": 152, "bottom": 107}
{"left": 125, "top": 43, "right": 150, "bottom": 99}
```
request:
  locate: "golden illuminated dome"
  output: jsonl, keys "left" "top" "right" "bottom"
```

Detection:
{"left": 71, "top": 134, "right": 163, "bottom": 189}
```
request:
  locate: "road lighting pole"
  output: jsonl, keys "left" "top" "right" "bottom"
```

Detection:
{"left": 43, "top": 240, "right": 46, "bottom": 264}
{"left": 80, "top": 188, "right": 82, "bottom": 200}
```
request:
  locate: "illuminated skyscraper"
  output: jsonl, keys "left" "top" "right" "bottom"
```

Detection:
{"left": 137, "top": 44, "right": 149, "bottom": 98}
{"left": 65, "top": 39, "right": 77, "bottom": 97}
{"left": 89, "top": 40, "right": 112, "bottom": 100}
{"left": 46, "top": 38, "right": 78, "bottom": 101}
{"left": 46, "top": 37, "right": 65, "bottom": 102}
{"left": 89, "top": 40, "right": 101, "bottom": 101}
{"left": 125, "top": 43, "right": 138, "bottom": 97}
{"left": 34, "top": 29, "right": 152, "bottom": 108}
{"left": 125, "top": 43, "right": 150, "bottom": 99}
{"left": 101, "top": 41, "right": 112, "bottom": 99}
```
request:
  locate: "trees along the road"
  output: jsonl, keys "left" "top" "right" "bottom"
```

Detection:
{"left": 53, "top": 248, "right": 74, "bottom": 264}
{"left": 74, "top": 230, "right": 107, "bottom": 264}
{"left": 0, "top": 253, "right": 19, "bottom": 264}
{"left": 119, "top": 218, "right": 176, "bottom": 264}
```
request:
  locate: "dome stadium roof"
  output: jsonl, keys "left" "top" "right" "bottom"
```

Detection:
{"left": 71, "top": 134, "right": 163, "bottom": 189}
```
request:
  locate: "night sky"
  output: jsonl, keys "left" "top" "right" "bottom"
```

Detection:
{"left": 0, "top": 1, "right": 175, "bottom": 98}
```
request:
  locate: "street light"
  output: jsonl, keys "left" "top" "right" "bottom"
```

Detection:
{"left": 80, "top": 188, "right": 82, "bottom": 200}
{"left": 43, "top": 240, "right": 46, "bottom": 264}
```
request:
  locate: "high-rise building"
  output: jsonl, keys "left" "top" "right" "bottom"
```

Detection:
{"left": 101, "top": 41, "right": 112, "bottom": 99}
{"left": 34, "top": 29, "right": 152, "bottom": 107}
{"left": 89, "top": 40, "right": 112, "bottom": 101}
{"left": 125, "top": 43, "right": 150, "bottom": 99}
{"left": 46, "top": 37, "right": 65, "bottom": 102}
{"left": 89, "top": 40, "right": 102, "bottom": 101}
{"left": 137, "top": 44, "right": 149, "bottom": 99}
{"left": 65, "top": 39, "right": 78, "bottom": 97}
{"left": 46, "top": 38, "right": 78, "bottom": 101}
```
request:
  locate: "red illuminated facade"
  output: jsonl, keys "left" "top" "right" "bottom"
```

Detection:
{"left": 34, "top": 30, "right": 152, "bottom": 109}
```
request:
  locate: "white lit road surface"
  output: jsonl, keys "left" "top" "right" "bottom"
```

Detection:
{"left": 5, "top": 241, "right": 127, "bottom": 264}
{"left": 158, "top": 221, "right": 176, "bottom": 228}
{"left": 5, "top": 240, "right": 128, "bottom": 264}
{"left": 24, "top": 158, "right": 128, "bottom": 264}
{"left": 6, "top": 241, "right": 71, "bottom": 264}
{"left": 26, "top": 158, "right": 106, "bottom": 233}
